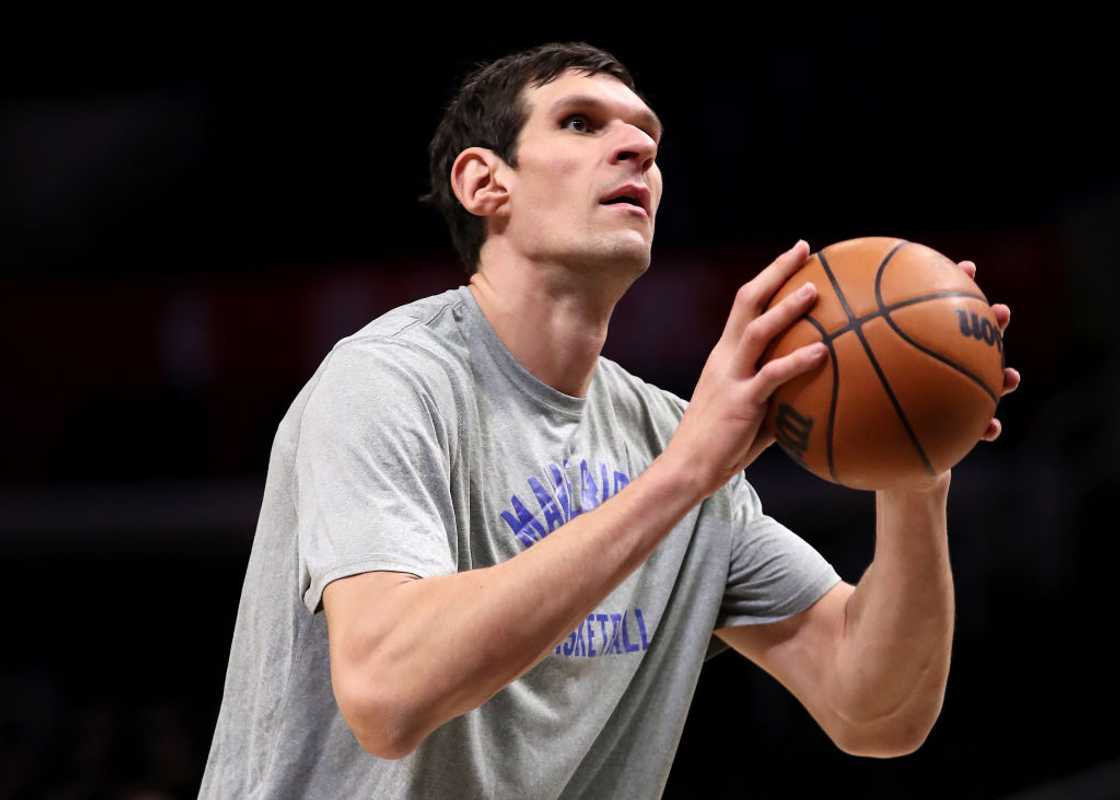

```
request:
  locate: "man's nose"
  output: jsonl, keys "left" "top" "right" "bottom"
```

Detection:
{"left": 610, "top": 126, "right": 658, "bottom": 171}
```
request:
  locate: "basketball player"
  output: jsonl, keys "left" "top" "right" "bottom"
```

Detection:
{"left": 199, "top": 42, "right": 1019, "bottom": 798}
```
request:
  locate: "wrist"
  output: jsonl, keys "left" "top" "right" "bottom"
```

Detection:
{"left": 878, "top": 470, "right": 951, "bottom": 503}
{"left": 874, "top": 471, "right": 951, "bottom": 559}
{"left": 649, "top": 448, "right": 712, "bottom": 508}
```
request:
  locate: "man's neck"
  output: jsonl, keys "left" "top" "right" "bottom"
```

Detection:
{"left": 467, "top": 258, "right": 635, "bottom": 398}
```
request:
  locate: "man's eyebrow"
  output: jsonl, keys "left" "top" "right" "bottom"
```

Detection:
{"left": 549, "top": 94, "right": 664, "bottom": 140}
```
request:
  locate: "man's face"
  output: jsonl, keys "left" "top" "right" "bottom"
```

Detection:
{"left": 496, "top": 69, "right": 663, "bottom": 276}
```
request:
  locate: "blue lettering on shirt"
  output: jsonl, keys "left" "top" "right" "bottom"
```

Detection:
{"left": 498, "top": 459, "right": 649, "bottom": 662}
{"left": 621, "top": 610, "right": 640, "bottom": 653}
{"left": 595, "top": 614, "right": 610, "bottom": 650}
{"left": 551, "top": 607, "right": 652, "bottom": 659}
{"left": 581, "top": 461, "right": 600, "bottom": 513}
{"left": 550, "top": 464, "right": 573, "bottom": 522}
{"left": 609, "top": 613, "right": 623, "bottom": 654}
{"left": 500, "top": 458, "right": 632, "bottom": 550}
{"left": 529, "top": 476, "right": 566, "bottom": 534}
{"left": 500, "top": 495, "right": 547, "bottom": 547}
{"left": 563, "top": 459, "right": 585, "bottom": 519}
{"left": 634, "top": 608, "right": 650, "bottom": 650}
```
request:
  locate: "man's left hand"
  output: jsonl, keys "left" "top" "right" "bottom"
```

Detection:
{"left": 957, "top": 259, "right": 1021, "bottom": 442}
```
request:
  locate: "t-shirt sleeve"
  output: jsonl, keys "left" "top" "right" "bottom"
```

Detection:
{"left": 712, "top": 472, "right": 843, "bottom": 633}
{"left": 295, "top": 341, "right": 458, "bottom": 614}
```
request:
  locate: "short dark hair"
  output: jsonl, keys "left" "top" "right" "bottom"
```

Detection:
{"left": 418, "top": 42, "right": 647, "bottom": 275}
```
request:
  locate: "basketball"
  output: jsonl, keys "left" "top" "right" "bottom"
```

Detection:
{"left": 761, "top": 237, "right": 1005, "bottom": 490}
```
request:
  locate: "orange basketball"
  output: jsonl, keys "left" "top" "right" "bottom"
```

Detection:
{"left": 761, "top": 237, "right": 1005, "bottom": 490}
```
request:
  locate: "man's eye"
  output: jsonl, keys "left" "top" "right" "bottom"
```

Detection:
{"left": 562, "top": 114, "right": 594, "bottom": 133}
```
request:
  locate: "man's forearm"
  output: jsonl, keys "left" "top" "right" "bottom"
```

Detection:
{"left": 348, "top": 452, "right": 706, "bottom": 753}
{"left": 835, "top": 473, "right": 955, "bottom": 754}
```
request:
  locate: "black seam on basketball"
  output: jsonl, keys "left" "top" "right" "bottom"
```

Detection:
{"left": 873, "top": 255, "right": 1000, "bottom": 404}
{"left": 850, "top": 313, "right": 937, "bottom": 476}
{"left": 885, "top": 290, "right": 988, "bottom": 312}
{"left": 805, "top": 315, "right": 838, "bottom": 481}
{"left": 870, "top": 242, "right": 937, "bottom": 473}
{"left": 828, "top": 242, "right": 934, "bottom": 476}
{"left": 816, "top": 249, "right": 858, "bottom": 326}
{"left": 817, "top": 291, "right": 990, "bottom": 344}
{"left": 881, "top": 315, "right": 1000, "bottom": 404}
{"left": 852, "top": 242, "right": 932, "bottom": 476}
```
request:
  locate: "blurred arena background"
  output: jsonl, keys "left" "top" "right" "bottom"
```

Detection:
{"left": 2, "top": 18, "right": 1118, "bottom": 799}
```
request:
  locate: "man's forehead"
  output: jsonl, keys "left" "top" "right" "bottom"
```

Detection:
{"left": 527, "top": 70, "right": 628, "bottom": 99}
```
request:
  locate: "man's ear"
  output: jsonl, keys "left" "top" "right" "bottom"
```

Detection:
{"left": 451, "top": 148, "right": 511, "bottom": 219}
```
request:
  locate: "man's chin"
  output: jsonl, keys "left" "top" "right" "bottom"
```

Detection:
{"left": 582, "top": 237, "right": 652, "bottom": 272}
{"left": 579, "top": 253, "right": 649, "bottom": 279}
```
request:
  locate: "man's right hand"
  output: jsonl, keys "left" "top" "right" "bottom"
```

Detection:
{"left": 665, "top": 240, "right": 827, "bottom": 498}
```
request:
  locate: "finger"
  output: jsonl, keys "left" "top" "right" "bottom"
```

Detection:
{"left": 958, "top": 260, "right": 977, "bottom": 280}
{"left": 734, "top": 281, "right": 820, "bottom": 377}
{"left": 722, "top": 240, "right": 812, "bottom": 343}
{"left": 992, "top": 303, "right": 1010, "bottom": 333}
{"left": 1001, "top": 367, "right": 1021, "bottom": 396}
{"left": 981, "top": 418, "right": 1002, "bottom": 442}
{"left": 745, "top": 342, "right": 828, "bottom": 404}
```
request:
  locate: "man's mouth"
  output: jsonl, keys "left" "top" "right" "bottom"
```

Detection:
{"left": 599, "top": 183, "right": 651, "bottom": 216}
{"left": 601, "top": 200, "right": 649, "bottom": 219}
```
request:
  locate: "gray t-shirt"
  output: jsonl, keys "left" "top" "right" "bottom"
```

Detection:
{"left": 199, "top": 286, "right": 842, "bottom": 799}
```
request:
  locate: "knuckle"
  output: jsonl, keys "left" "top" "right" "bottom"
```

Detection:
{"left": 742, "top": 320, "right": 764, "bottom": 346}
{"left": 735, "top": 283, "right": 758, "bottom": 310}
{"left": 785, "top": 285, "right": 815, "bottom": 311}
{"left": 753, "top": 359, "right": 780, "bottom": 386}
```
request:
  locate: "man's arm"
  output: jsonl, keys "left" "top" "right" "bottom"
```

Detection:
{"left": 324, "top": 241, "right": 829, "bottom": 759}
{"left": 325, "top": 452, "right": 705, "bottom": 759}
{"left": 715, "top": 475, "right": 953, "bottom": 758}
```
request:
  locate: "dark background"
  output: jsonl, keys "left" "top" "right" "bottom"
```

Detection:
{"left": 3, "top": 18, "right": 1118, "bottom": 799}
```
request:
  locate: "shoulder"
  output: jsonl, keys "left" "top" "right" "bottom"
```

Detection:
{"left": 344, "top": 287, "right": 468, "bottom": 345}
{"left": 313, "top": 289, "right": 472, "bottom": 403}
{"left": 296, "top": 290, "right": 474, "bottom": 448}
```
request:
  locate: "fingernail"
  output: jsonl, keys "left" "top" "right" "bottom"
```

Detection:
{"left": 799, "top": 282, "right": 815, "bottom": 298}
{"left": 792, "top": 239, "right": 807, "bottom": 252}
